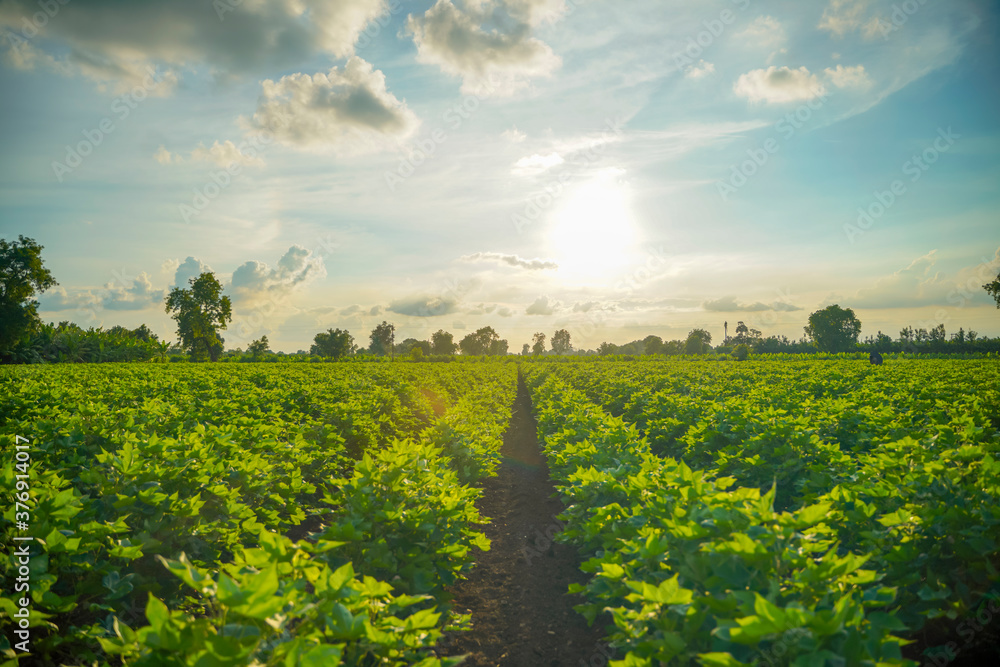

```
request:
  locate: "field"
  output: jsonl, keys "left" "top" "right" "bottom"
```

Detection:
{"left": 2, "top": 359, "right": 999, "bottom": 666}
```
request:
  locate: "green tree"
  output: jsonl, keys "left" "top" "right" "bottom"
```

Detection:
{"left": 732, "top": 321, "right": 762, "bottom": 347}
{"left": 164, "top": 272, "right": 232, "bottom": 362}
{"left": 551, "top": 329, "right": 572, "bottom": 355}
{"left": 431, "top": 329, "right": 458, "bottom": 355}
{"left": 310, "top": 328, "right": 355, "bottom": 358}
{"left": 531, "top": 332, "right": 546, "bottom": 356}
{"left": 685, "top": 328, "right": 712, "bottom": 355}
{"left": 369, "top": 321, "right": 395, "bottom": 357}
{"left": 521, "top": 343, "right": 530, "bottom": 355}
{"left": 0, "top": 236, "right": 58, "bottom": 358}
{"left": 248, "top": 335, "right": 270, "bottom": 359}
{"left": 732, "top": 343, "right": 750, "bottom": 361}
{"left": 984, "top": 273, "right": 1000, "bottom": 309}
{"left": 804, "top": 304, "right": 862, "bottom": 353}
{"left": 642, "top": 335, "right": 664, "bottom": 355}
{"left": 459, "top": 326, "right": 507, "bottom": 356}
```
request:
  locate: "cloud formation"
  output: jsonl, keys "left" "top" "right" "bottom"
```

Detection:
{"left": 0, "top": 0, "right": 388, "bottom": 90}
{"left": 388, "top": 295, "right": 460, "bottom": 317}
{"left": 525, "top": 295, "right": 557, "bottom": 315}
{"left": 173, "top": 257, "right": 211, "bottom": 288}
{"left": 703, "top": 296, "right": 803, "bottom": 312}
{"left": 462, "top": 252, "right": 558, "bottom": 270}
{"left": 824, "top": 64, "right": 872, "bottom": 89}
{"left": 734, "top": 66, "right": 827, "bottom": 104}
{"left": 230, "top": 246, "right": 326, "bottom": 304}
{"left": 406, "top": 0, "right": 562, "bottom": 96}
{"left": 243, "top": 57, "right": 418, "bottom": 153}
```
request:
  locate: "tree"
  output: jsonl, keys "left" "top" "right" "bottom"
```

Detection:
{"left": 311, "top": 328, "right": 355, "bottom": 358}
{"left": 685, "top": 328, "right": 711, "bottom": 355}
{"left": 551, "top": 329, "right": 572, "bottom": 355}
{"left": 521, "top": 343, "right": 530, "bottom": 355}
{"left": 369, "top": 321, "right": 395, "bottom": 357}
{"left": 804, "top": 304, "right": 861, "bottom": 353}
{"left": 732, "top": 344, "right": 750, "bottom": 361}
{"left": 431, "top": 329, "right": 458, "bottom": 355}
{"left": 598, "top": 342, "right": 618, "bottom": 355}
{"left": 531, "top": 332, "right": 546, "bottom": 356}
{"left": 732, "top": 321, "right": 762, "bottom": 347}
{"left": 164, "top": 272, "right": 232, "bottom": 361}
{"left": 984, "top": 273, "right": 1000, "bottom": 309}
{"left": 0, "top": 236, "right": 58, "bottom": 358}
{"left": 248, "top": 335, "right": 270, "bottom": 359}
{"left": 459, "top": 326, "right": 507, "bottom": 356}
{"left": 642, "top": 335, "right": 664, "bottom": 355}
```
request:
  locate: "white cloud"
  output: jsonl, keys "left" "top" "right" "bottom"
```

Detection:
{"left": 502, "top": 127, "right": 527, "bottom": 143}
{"left": 734, "top": 66, "right": 827, "bottom": 104}
{"left": 243, "top": 57, "right": 419, "bottom": 154}
{"left": 231, "top": 245, "right": 326, "bottom": 303}
{"left": 818, "top": 0, "right": 871, "bottom": 37}
{"left": 526, "top": 295, "right": 557, "bottom": 315}
{"left": 406, "top": 0, "right": 562, "bottom": 96}
{"left": 824, "top": 64, "right": 873, "bottom": 89}
{"left": 154, "top": 146, "right": 181, "bottom": 165}
{"left": 462, "top": 252, "right": 558, "bottom": 270}
{"left": 102, "top": 272, "right": 165, "bottom": 311}
{"left": 685, "top": 60, "right": 715, "bottom": 80}
{"left": 190, "top": 140, "right": 265, "bottom": 168}
{"left": 0, "top": 0, "right": 388, "bottom": 91}
{"left": 173, "top": 257, "right": 211, "bottom": 287}
{"left": 849, "top": 250, "right": 1000, "bottom": 309}
{"left": 511, "top": 152, "right": 564, "bottom": 175}
{"left": 738, "top": 16, "right": 786, "bottom": 49}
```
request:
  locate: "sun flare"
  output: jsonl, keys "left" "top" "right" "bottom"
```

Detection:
{"left": 547, "top": 168, "right": 641, "bottom": 281}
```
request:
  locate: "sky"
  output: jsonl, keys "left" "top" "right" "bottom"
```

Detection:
{"left": 1, "top": 0, "right": 998, "bottom": 353}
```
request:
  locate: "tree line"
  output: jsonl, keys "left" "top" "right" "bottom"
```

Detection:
{"left": 3, "top": 236, "right": 1000, "bottom": 363}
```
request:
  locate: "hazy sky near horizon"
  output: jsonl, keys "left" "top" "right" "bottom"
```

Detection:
{"left": 1, "top": 0, "right": 998, "bottom": 352}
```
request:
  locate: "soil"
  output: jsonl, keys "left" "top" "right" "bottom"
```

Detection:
{"left": 436, "top": 376, "right": 613, "bottom": 666}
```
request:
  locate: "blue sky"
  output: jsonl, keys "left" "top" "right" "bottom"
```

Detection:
{"left": 1, "top": 0, "right": 997, "bottom": 352}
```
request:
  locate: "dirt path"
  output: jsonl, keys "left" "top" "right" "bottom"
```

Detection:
{"left": 436, "top": 376, "right": 612, "bottom": 666}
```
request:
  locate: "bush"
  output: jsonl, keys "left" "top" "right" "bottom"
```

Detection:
{"left": 733, "top": 344, "right": 750, "bottom": 361}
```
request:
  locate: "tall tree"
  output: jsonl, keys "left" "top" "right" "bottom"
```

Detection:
{"left": 732, "top": 321, "right": 762, "bottom": 347}
{"left": 804, "top": 304, "right": 861, "bottom": 353}
{"left": 551, "top": 329, "right": 572, "bottom": 355}
{"left": 521, "top": 343, "right": 530, "bottom": 356}
{"left": 164, "top": 272, "right": 232, "bottom": 361}
{"left": 248, "top": 335, "right": 270, "bottom": 359}
{"left": 431, "top": 329, "right": 458, "bottom": 355}
{"left": 0, "top": 236, "right": 58, "bottom": 358}
{"left": 531, "top": 332, "right": 546, "bottom": 356}
{"left": 685, "top": 328, "right": 712, "bottom": 355}
{"left": 311, "top": 328, "right": 355, "bottom": 358}
{"left": 369, "top": 321, "right": 395, "bottom": 357}
{"left": 642, "top": 335, "right": 664, "bottom": 355}
{"left": 459, "top": 326, "right": 506, "bottom": 356}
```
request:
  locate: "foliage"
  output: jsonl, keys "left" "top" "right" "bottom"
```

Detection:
{"left": 0, "top": 236, "right": 58, "bottom": 360}
{"left": 164, "top": 272, "right": 233, "bottom": 362}
{"left": 804, "top": 304, "right": 862, "bottom": 353}
{"left": 532, "top": 332, "right": 546, "bottom": 356}
{"left": 247, "top": 336, "right": 270, "bottom": 360}
{"left": 431, "top": 330, "right": 458, "bottom": 356}
{"left": 732, "top": 343, "right": 749, "bottom": 361}
{"left": 459, "top": 326, "right": 508, "bottom": 356}
{"left": 984, "top": 272, "right": 1000, "bottom": 309}
{"left": 551, "top": 329, "right": 572, "bottom": 355}
{"left": 310, "top": 328, "right": 356, "bottom": 359}
{"left": 0, "top": 362, "right": 517, "bottom": 665}
{"left": 369, "top": 321, "right": 395, "bottom": 357}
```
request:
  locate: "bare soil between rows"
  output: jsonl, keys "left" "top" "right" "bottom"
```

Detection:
{"left": 435, "top": 376, "right": 613, "bottom": 666}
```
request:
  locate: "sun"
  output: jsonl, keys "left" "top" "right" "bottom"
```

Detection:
{"left": 547, "top": 168, "right": 641, "bottom": 281}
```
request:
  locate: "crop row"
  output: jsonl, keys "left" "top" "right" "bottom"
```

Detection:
{"left": 1, "top": 363, "right": 516, "bottom": 665}
{"left": 526, "top": 360, "right": 1000, "bottom": 665}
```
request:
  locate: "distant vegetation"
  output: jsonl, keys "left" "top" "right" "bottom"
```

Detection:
{"left": 3, "top": 235, "right": 1000, "bottom": 363}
